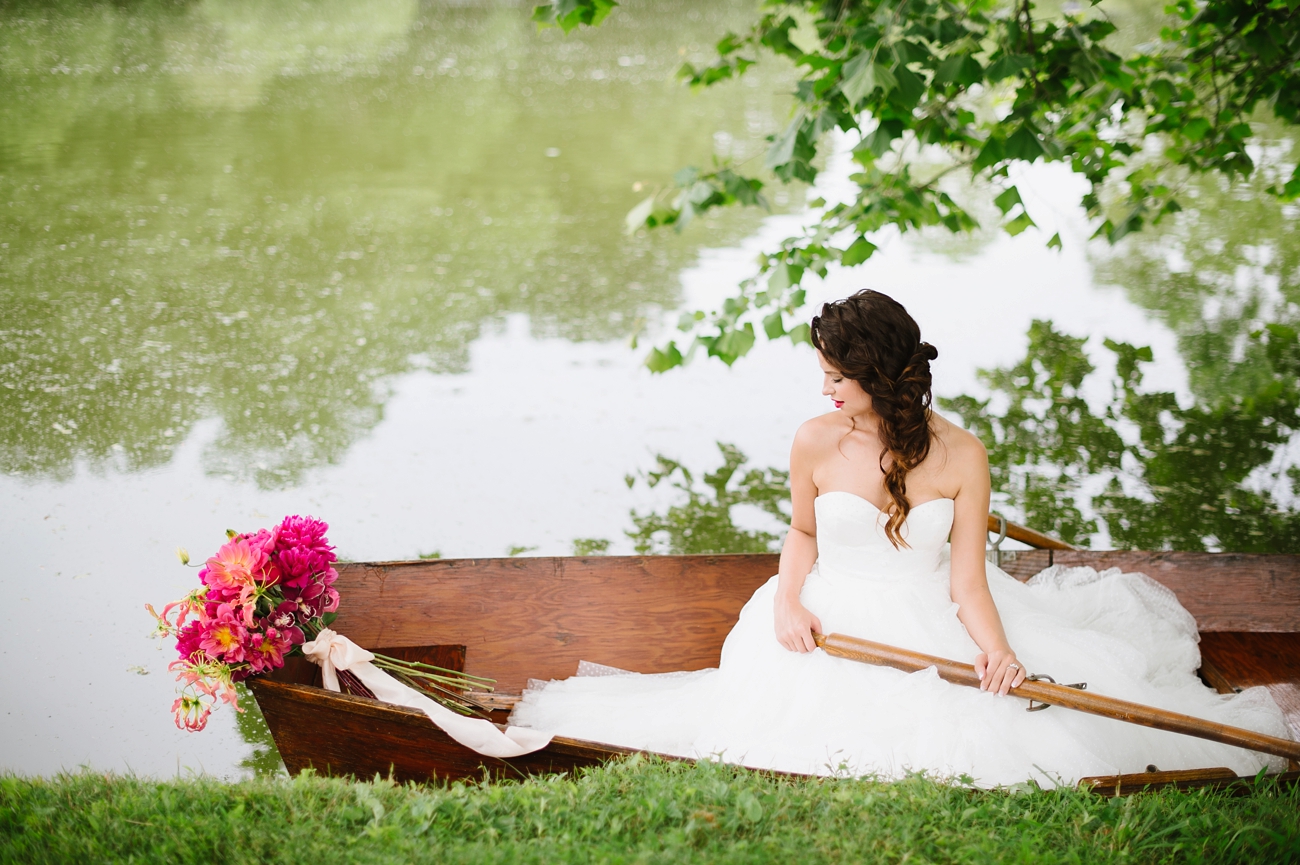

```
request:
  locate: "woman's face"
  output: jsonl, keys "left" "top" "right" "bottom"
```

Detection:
{"left": 818, "top": 351, "right": 871, "bottom": 416}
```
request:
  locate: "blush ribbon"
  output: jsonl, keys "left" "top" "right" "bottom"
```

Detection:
{"left": 301, "top": 628, "right": 552, "bottom": 759}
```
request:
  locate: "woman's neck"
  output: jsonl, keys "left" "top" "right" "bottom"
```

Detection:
{"left": 844, "top": 406, "right": 882, "bottom": 436}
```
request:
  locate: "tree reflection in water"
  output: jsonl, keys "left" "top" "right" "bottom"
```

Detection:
{"left": 625, "top": 319, "right": 1299, "bottom": 555}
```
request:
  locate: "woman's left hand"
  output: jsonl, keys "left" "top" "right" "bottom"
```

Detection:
{"left": 975, "top": 647, "right": 1026, "bottom": 696}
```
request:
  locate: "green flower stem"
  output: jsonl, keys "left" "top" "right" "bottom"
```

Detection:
{"left": 370, "top": 653, "right": 496, "bottom": 686}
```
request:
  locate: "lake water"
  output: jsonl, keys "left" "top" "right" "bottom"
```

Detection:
{"left": 2, "top": 0, "right": 1296, "bottom": 779}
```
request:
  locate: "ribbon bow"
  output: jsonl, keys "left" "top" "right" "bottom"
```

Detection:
{"left": 301, "top": 629, "right": 551, "bottom": 759}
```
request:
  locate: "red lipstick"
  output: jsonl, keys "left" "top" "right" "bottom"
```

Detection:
{"left": 833, "top": 400, "right": 844, "bottom": 408}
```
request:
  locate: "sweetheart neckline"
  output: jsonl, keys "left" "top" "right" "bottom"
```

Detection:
{"left": 815, "top": 490, "right": 955, "bottom": 513}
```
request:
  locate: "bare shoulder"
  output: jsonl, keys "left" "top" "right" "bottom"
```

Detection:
{"left": 792, "top": 411, "right": 848, "bottom": 454}
{"left": 929, "top": 412, "right": 987, "bottom": 470}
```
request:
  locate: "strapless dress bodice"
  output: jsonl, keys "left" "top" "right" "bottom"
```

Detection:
{"left": 813, "top": 491, "right": 953, "bottom": 582}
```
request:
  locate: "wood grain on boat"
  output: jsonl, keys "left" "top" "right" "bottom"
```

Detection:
{"left": 995, "top": 550, "right": 1300, "bottom": 633}
{"left": 330, "top": 555, "right": 778, "bottom": 692}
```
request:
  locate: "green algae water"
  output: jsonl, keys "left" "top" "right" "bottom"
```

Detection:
{"left": 1, "top": 0, "right": 1296, "bottom": 779}
{"left": 1, "top": 0, "right": 796, "bottom": 486}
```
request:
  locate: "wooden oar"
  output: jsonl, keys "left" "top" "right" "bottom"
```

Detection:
{"left": 986, "top": 513, "right": 1079, "bottom": 551}
{"left": 813, "top": 632, "right": 1300, "bottom": 763}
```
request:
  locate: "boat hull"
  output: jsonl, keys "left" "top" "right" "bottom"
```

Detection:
{"left": 250, "top": 551, "right": 1300, "bottom": 792}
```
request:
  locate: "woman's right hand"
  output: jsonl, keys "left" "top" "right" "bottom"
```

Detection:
{"left": 774, "top": 593, "right": 823, "bottom": 653}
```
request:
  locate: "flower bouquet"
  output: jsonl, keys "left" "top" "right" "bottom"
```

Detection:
{"left": 148, "top": 515, "right": 492, "bottom": 732}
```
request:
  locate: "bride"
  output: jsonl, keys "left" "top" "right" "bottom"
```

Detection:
{"left": 511, "top": 289, "right": 1292, "bottom": 787}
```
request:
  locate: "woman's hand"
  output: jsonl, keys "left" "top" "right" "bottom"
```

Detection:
{"left": 975, "top": 647, "right": 1026, "bottom": 696}
{"left": 774, "top": 593, "right": 823, "bottom": 653}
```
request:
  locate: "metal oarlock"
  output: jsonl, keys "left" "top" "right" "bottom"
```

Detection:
{"left": 986, "top": 513, "right": 1008, "bottom": 566}
{"left": 1024, "top": 673, "right": 1088, "bottom": 712}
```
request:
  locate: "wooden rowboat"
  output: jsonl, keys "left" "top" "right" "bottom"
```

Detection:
{"left": 250, "top": 546, "right": 1300, "bottom": 794}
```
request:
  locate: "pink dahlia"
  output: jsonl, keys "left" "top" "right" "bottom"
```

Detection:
{"left": 237, "top": 528, "right": 282, "bottom": 586}
{"left": 198, "top": 604, "right": 250, "bottom": 663}
{"left": 203, "top": 539, "right": 269, "bottom": 600}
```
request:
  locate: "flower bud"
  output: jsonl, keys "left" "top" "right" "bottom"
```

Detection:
{"left": 176, "top": 547, "right": 190, "bottom": 566}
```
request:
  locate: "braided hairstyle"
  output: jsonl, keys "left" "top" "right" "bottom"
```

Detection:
{"left": 811, "top": 289, "right": 939, "bottom": 548}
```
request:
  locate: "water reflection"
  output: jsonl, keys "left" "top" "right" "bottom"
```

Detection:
{"left": 0, "top": 0, "right": 791, "bottom": 487}
{"left": 940, "top": 316, "right": 1300, "bottom": 552}
{"left": 1092, "top": 134, "right": 1300, "bottom": 406}
{"left": 625, "top": 442, "right": 789, "bottom": 554}
{"left": 233, "top": 683, "right": 285, "bottom": 777}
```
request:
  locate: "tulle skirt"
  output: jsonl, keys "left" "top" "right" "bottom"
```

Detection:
{"left": 510, "top": 557, "right": 1293, "bottom": 787}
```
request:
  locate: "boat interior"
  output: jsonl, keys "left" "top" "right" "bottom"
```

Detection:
{"left": 256, "top": 551, "right": 1300, "bottom": 791}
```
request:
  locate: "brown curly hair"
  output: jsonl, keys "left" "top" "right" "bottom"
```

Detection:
{"left": 811, "top": 289, "right": 939, "bottom": 548}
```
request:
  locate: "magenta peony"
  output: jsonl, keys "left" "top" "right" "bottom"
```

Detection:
{"left": 175, "top": 621, "right": 205, "bottom": 663}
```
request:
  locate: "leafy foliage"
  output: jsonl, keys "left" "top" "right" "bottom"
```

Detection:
{"left": 535, "top": 0, "right": 1300, "bottom": 369}
{"left": 4, "top": 761, "right": 1300, "bottom": 863}
{"left": 626, "top": 442, "right": 791, "bottom": 554}
{"left": 531, "top": 0, "right": 619, "bottom": 34}
{"left": 571, "top": 537, "right": 612, "bottom": 556}
{"left": 941, "top": 320, "right": 1300, "bottom": 551}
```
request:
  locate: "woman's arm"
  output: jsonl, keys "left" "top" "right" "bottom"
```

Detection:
{"left": 947, "top": 436, "right": 1026, "bottom": 696}
{"left": 774, "top": 422, "right": 822, "bottom": 653}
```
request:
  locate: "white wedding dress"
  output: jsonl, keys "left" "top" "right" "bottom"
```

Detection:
{"left": 510, "top": 493, "right": 1292, "bottom": 787}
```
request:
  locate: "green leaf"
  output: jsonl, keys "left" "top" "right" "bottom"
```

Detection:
{"left": 624, "top": 195, "right": 655, "bottom": 234}
{"left": 841, "top": 236, "right": 877, "bottom": 266}
{"left": 1182, "top": 117, "right": 1211, "bottom": 142}
{"left": 855, "top": 120, "right": 902, "bottom": 159}
{"left": 737, "top": 791, "right": 763, "bottom": 823}
{"left": 713, "top": 323, "right": 756, "bottom": 366}
{"left": 986, "top": 54, "right": 1032, "bottom": 82}
{"left": 890, "top": 64, "right": 925, "bottom": 109}
{"left": 1004, "top": 125, "right": 1045, "bottom": 161}
{"left": 673, "top": 166, "right": 699, "bottom": 187}
{"left": 993, "top": 186, "right": 1023, "bottom": 215}
{"left": 763, "top": 310, "right": 786, "bottom": 339}
{"left": 934, "top": 54, "right": 983, "bottom": 87}
{"left": 766, "top": 261, "right": 804, "bottom": 292}
{"left": 840, "top": 54, "right": 895, "bottom": 106}
{"left": 1004, "top": 211, "right": 1036, "bottom": 236}
{"left": 767, "top": 263, "right": 790, "bottom": 291}
{"left": 1046, "top": 232, "right": 1063, "bottom": 251}
{"left": 788, "top": 322, "right": 812, "bottom": 347}
{"left": 973, "top": 136, "right": 1005, "bottom": 171}
{"left": 765, "top": 115, "right": 802, "bottom": 169}
{"left": 645, "top": 341, "right": 684, "bottom": 373}
{"left": 839, "top": 51, "right": 873, "bottom": 105}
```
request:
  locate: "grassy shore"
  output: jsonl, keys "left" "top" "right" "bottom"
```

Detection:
{"left": 2, "top": 757, "right": 1297, "bottom": 864}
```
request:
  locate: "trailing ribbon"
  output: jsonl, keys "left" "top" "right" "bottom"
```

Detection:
{"left": 301, "top": 628, "right": 552, "bottom": 758}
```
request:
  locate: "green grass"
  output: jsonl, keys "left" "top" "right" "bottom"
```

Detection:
{"left": 2, "top": 758, "right": 1297, "bottom": 864}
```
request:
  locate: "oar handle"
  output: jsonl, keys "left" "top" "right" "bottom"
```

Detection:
{"left": 813, "top": 632, "right": 1300, "bottom": 763}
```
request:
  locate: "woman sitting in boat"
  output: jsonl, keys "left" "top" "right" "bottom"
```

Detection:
{"left": 511, "top": 289, "right": 1292, "bottom": 787}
